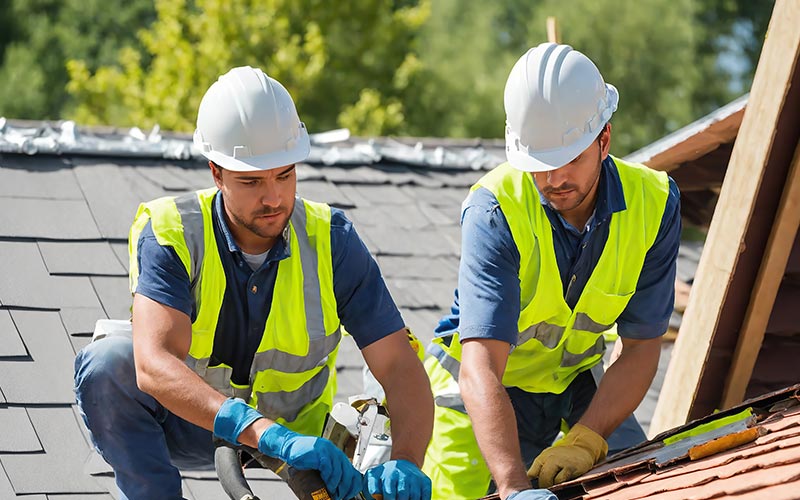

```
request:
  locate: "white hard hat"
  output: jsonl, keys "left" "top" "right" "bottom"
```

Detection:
{"left": 194, "top": 66, "right": 310, "bottom": 171}
{"left": 504, "top": 43, "right": 618, "bottom": 172}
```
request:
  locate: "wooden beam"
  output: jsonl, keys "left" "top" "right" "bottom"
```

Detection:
{"left": 721, "top": 138, "right": 800, "bottom": 408}
{"left": 546, "top": 17, "right": 560, "bottom": 44}
{"left": 649, "top": 0, "right": 800, "bottom": 437}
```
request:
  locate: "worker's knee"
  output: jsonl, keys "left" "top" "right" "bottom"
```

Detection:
{"left": 74, "top": 336, "right": 138, "bottom": 403}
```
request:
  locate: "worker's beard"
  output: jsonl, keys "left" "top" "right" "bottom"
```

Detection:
{"left": 541, "top": 149, "right": 602, "bottom": 213}
{"left": 231, "top": 202, "right": 293, "bottom": 242}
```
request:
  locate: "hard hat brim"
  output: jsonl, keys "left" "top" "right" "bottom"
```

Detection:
{"left": 505, "top": 123, "right": 600, "bottom": 172}
{"left": 196, "top": 129, "right": 311, "bottom": 172}
{"left": 505, "top": 83, "right": 617, "bottom": 173}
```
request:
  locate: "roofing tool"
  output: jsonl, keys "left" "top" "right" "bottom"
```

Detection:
{"left": 214, "top": 438, "right": 332, "bottom": 500}
{"left": 216, "top": 397, "right": 389, "bottom": 500}
{"left": 322, "top": 397, "right": 392, "bottom": 500}
{"left": 325, "top": 397, "right": 392, "bottom": 473}
{"left": 352, "top": 399, "right": 380, "bottom": 471}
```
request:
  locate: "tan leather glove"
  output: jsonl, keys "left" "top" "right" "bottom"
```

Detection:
{"left": 527, "top": 423, "right": 608, "bottom": 488}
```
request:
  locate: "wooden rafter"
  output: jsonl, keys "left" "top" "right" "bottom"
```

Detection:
{"left": 650, "top": 0, "right": 800, "bottom": 436}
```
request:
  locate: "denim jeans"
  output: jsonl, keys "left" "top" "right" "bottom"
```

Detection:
{"left": 509, "top": 367, "right": 648, "bottom": 472}
{"left": 74, "top": 335, "right": 216, "bottom": 500}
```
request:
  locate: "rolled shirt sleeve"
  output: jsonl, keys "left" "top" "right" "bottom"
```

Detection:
{"left": 456, "top": 188, "right": 522, "bottom": 346}
{"left": 616, "top": 177, "right": 682, "bottom": 339}
{"left": 134, "top": 221, "right": 194, "bottom": 319}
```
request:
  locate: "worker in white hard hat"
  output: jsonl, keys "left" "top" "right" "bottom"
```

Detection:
{"left": 422, "top": 43, "right": 681, "bottom": 499}
{"left": 74, "top": 66, "right": 434, "bottom": 500}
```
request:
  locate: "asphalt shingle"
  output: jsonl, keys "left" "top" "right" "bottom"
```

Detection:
{"left": 1, "top": 407, "right": 106, "bottom": 494}
{"left": 108, "top": 242, "right": 130, "bottom": 272}
{"left": 38, "top": 241, "right": 127, "bottom": 276}
{"left": 0, "top": 311, "right": 79, "bottom": 404}
{"left": 296, "top": 180, "right": 355, "bottom": 209}
{"left": 0, "top": 155, "right": 83, "bottom": 199}
{"left": 134, "top": 163, "right": 193, "bottom": 192}
{"left": 0, "top": 124, "right": 703, "bottom": 498}
{"left": 59, "top": 307, "right": 108, "bottom": 336}
{"left": 0, "top": 309, "right": 27, "bottom": 357}
{"left": 72, "top": 161, "right": 159, "bottom": 239}
{"left": 0, "top": 242, "right": 101, "bottom": 310}
{"left": 0, "top": 407, "right": 42, "bottom": 452}
{"left": 90, "top": 277, "right": 132, "bottom": 320}
{"left": 0, "top": 197, "right": 101, "bottom": 239}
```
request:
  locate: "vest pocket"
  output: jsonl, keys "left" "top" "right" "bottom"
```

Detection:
{"left": 579, "top": 286, "right": 635, "bottom": 330}
{"left": 564, "top": 287, "right": 634, "bottom": 359}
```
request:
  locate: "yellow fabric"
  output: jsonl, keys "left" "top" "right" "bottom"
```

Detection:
{"left": 407, "top": 328, "right": 425, "bottom": 362}
{"left": 129, "top": 191, "right": 339, "bottom": 437}
{"left": 662, "top": 407, "right": 753, "bottom": 446}
{"left": 430, "top": 156, "right": 669, "bottom": 394}
{"left": 527, "top": 423, "right": 607, "bottom": 488}
{"left": 421, "top": 358, "right": 492, "bottom": 500}
{"left": 425, "top": 157, "right": 670, "bottom": 495}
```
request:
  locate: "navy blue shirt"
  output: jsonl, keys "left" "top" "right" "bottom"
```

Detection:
{"left": 437, "top": 156, "right": 681, "bottom": 344}
{"left": 135, "top": 192, "right": 404, "bottom": 384}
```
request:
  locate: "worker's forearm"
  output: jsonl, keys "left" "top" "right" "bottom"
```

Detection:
{"left": 135, "top": 352, "right": 229, "bottom": 431}
{"left": 460, "top": 369, "right": 531, "bottom": 498}
{"left": 578, "top": 340, "right": 660, "bottom": 437}
{"left": 381, "top": 356, "right": 434, "bottom": 467}
{"left": 136, "top": 353, "right": 277, "bottom": 448}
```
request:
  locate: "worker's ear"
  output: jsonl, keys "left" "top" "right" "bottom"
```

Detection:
{"left": 599, "top": 122, "right": 612, "bottom": 160}
{"left": 209, "top": 161, "right": 224, "bottom": 189}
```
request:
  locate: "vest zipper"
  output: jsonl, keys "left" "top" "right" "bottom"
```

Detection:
{"left": 566, "top": 274, "right": 577, "bottom": 300}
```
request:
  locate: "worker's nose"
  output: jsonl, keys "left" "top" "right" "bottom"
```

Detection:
{"left": 546, "top": 167, "right": 568, "bottom": 187}
{"left": 259, "top": 182, "right": 281, "bottom": 208}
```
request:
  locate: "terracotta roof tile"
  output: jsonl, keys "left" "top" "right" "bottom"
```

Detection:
{"left": 549, "top": 388, "right": 800, "bottom": 500}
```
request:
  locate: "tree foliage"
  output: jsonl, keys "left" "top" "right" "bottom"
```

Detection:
{"left": 413, "top": 0, "right": 702, "bottom": 153}
{"left": 0, "top": 0, "right": 777, "bottom": 151}
{"left": 0, "top": 0, "right": 155, "bottom": 119}
{"left": 66, "top": 0, "right": 429, "bottom": 135}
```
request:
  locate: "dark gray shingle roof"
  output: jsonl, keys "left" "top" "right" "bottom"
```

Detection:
{"left": 0, "top": 120, "right": 693, "bottom": 497}
{"left": 0, "top": 122, "right": 503, "bottom": 498}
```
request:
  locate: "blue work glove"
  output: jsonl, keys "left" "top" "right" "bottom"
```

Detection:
{"left": 213, "top": 398, "right": 263, "bottom": 445}
{"left": 506, "top": 488, "right": 557, "bottom": 500}
{"left": 259, "top": 423, "right": 362, "bottom": 500}
{"left": 364, "top": 459, "right": 432, "bottom": 500}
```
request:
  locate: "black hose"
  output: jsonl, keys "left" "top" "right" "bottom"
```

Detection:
{"left": 215, "top": 441, "right": 334, "bottom": 500}
{"left": 215, "top": 445, "right": 259, "bottom": 500}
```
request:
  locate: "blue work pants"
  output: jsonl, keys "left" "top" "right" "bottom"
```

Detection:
{"left": 508, "top": 367, "right": 647, "bottom": 476}
{"left": 74, "top": 336, "right": 215, "bottom": 500}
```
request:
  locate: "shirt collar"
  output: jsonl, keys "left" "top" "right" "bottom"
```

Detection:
{"left": 213, "top": 191, "right": 291, "bottom": 261}
{"left": 536, "top": 155, "right": 627, "bottom": 222}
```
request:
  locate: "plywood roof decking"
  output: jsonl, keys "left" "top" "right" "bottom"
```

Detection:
{"left": 651, "top": 0, "right": 800, "bottom": 432}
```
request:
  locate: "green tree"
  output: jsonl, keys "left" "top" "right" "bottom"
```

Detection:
{"left": 0, "top": 0, "right": 155, "bottom": 119}
{"left": 67, "top": 0, "right": 429, "bottom": 136}
{"left": 411, "top": 0, "right": 702, "bottom": 153}
{"left": 692, "top": 0, "right": 775, "bottom": 115}
{"left": 409, "top": 0, "right": 774, "bottom": 152}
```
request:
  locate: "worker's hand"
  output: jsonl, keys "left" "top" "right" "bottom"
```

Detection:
{"left": 364, "top": 459, "right": 432, "bottom": 500}
{"left": 213, "top": 398, "right": 264, "bottom": 446}
{"left": 506, "top": 488, "right": 557, "bottom": 500}
{"left": 527, "top": 424, "right": 608, "bottom": 488}
{"left": 259, "top": 423, "right": 362, "bottom": 500}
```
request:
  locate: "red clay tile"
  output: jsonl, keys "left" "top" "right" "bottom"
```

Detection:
{"left": 591, "top": 442, "right": 800, "bottom": 499}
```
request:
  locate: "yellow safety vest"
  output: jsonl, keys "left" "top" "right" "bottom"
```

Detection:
{"left": 429, "top": 156, "right": 669, "bottom": 394}
{"left": 129, "top": 189, "right": 341, "bottom": 436}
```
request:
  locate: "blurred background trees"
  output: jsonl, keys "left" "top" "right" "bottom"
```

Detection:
{"left": 0, "top": 0, "right": 775, "bottom": 154}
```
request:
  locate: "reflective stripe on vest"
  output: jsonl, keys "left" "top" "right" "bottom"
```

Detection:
{"left": 430, "top": 157, "right": 669, "bottom": 394}
{"left": 129, "top": 190, "right": 340, "bottom": 433}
